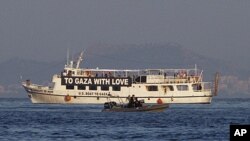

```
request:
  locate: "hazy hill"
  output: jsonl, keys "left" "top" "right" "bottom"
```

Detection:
{"left": 0, "top": 43, "right": 249, "bottom": 97}
{"left": 1, "top": 43, "right": 249, "bottom": 84}
{"left": 85, "top": 43, "right": 245, "bottom": 78}
{"left": 0, "top": 58, "right": 63, "bottom": 85}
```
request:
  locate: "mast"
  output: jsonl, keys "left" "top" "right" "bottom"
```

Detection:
{"left": 213, "top": 72, "right": 220, "bottom": 96}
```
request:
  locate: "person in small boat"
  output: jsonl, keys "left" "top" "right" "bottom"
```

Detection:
{"left": 127, "top": 95, "right": 143, "bottom": 108}
{"left": 134, "top": 98, "right": 142, "bottom": 108}
{"left": 127, "top": 95, "right": 135, "bottom": 108}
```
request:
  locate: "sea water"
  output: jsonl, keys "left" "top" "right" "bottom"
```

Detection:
{"left": 0, "top": 98, "right": 249, "bottom": 141}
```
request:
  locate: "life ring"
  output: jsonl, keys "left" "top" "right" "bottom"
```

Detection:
{"left": 157, "top": 98, "right": 163, "bottom": 104}
{"left": 65, "top": 95, "right": 71, "bottom": 102}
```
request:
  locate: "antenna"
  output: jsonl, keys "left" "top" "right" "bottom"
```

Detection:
{"left": 67, "top": 48, "right": 69, "bottom": 66}
{"left": 195, "top": 64, "right": 197, "bottom": 76}
{"left": 19, "top": 75, "right": 23, "bottom": 83}
{"left": 76, "top": 50, "right": 84, "bottom": 69}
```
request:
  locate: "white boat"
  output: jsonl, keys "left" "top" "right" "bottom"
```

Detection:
{"left": 22, "top": 51, "right": 218, "bottom": 104}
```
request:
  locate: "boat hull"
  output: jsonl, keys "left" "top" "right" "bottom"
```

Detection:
{"left": 27, "top": 92, "right": 212, "bottom": 104}
{"left": 102, "top": 104, "right": 169, "bottom": 112}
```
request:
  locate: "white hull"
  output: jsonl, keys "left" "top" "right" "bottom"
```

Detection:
{"left": 27, "top": 92, "right": 212, "bottom": 104}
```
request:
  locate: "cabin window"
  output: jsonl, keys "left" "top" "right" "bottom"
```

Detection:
{"left": 192, "top": 84, "right": 202, "bottom": 91}
{"left": 78, "top": 85, "right": 86, "bottom": 90}
{"left": 167, "top": 86, "right": 174, "bottom": 91}
{"left": 112, "top": 86, "right": 121, "bottom": 91}
{"left": 135, "top": 76, "right": 147, "bottom": 83}
{"left": 66, "top": 85, "right": 74, "bottom": 90}
{"left": 101, "top": 86, "right": 109, "bottom": 91}
{"left": 162, "top": 85, "right": 174, "bottom": 92}
{"left": 176, "top": 85, "right": 189, "bottom": 91}
{"left": 89, "top": 85, "right": 97, "bottom": 90}
{"left": 146, "top": 86, "right": 158, "bottom": 91}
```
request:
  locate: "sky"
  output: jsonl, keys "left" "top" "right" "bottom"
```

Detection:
{"left": 0, "top": 0, "right": 250, "bottom": 68}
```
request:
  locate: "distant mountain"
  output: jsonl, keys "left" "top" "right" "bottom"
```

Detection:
{"left": 1, "top": 43, "right": 249, "bottom": 84}
{"left": 0, "top": 58, "right": 64, "bottom": 85}
{"left": 85, "top": 43, "right": 247, "bottom": 79}
{"left": 0, "top": 58, "right": 64, "bottom": 97}
{"left": 0, "top": 43, "right": 249, "bottom": 97}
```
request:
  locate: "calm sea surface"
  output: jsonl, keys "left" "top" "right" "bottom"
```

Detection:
{"left": 0, "top": 98, "right": 249, "bottom": 141}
